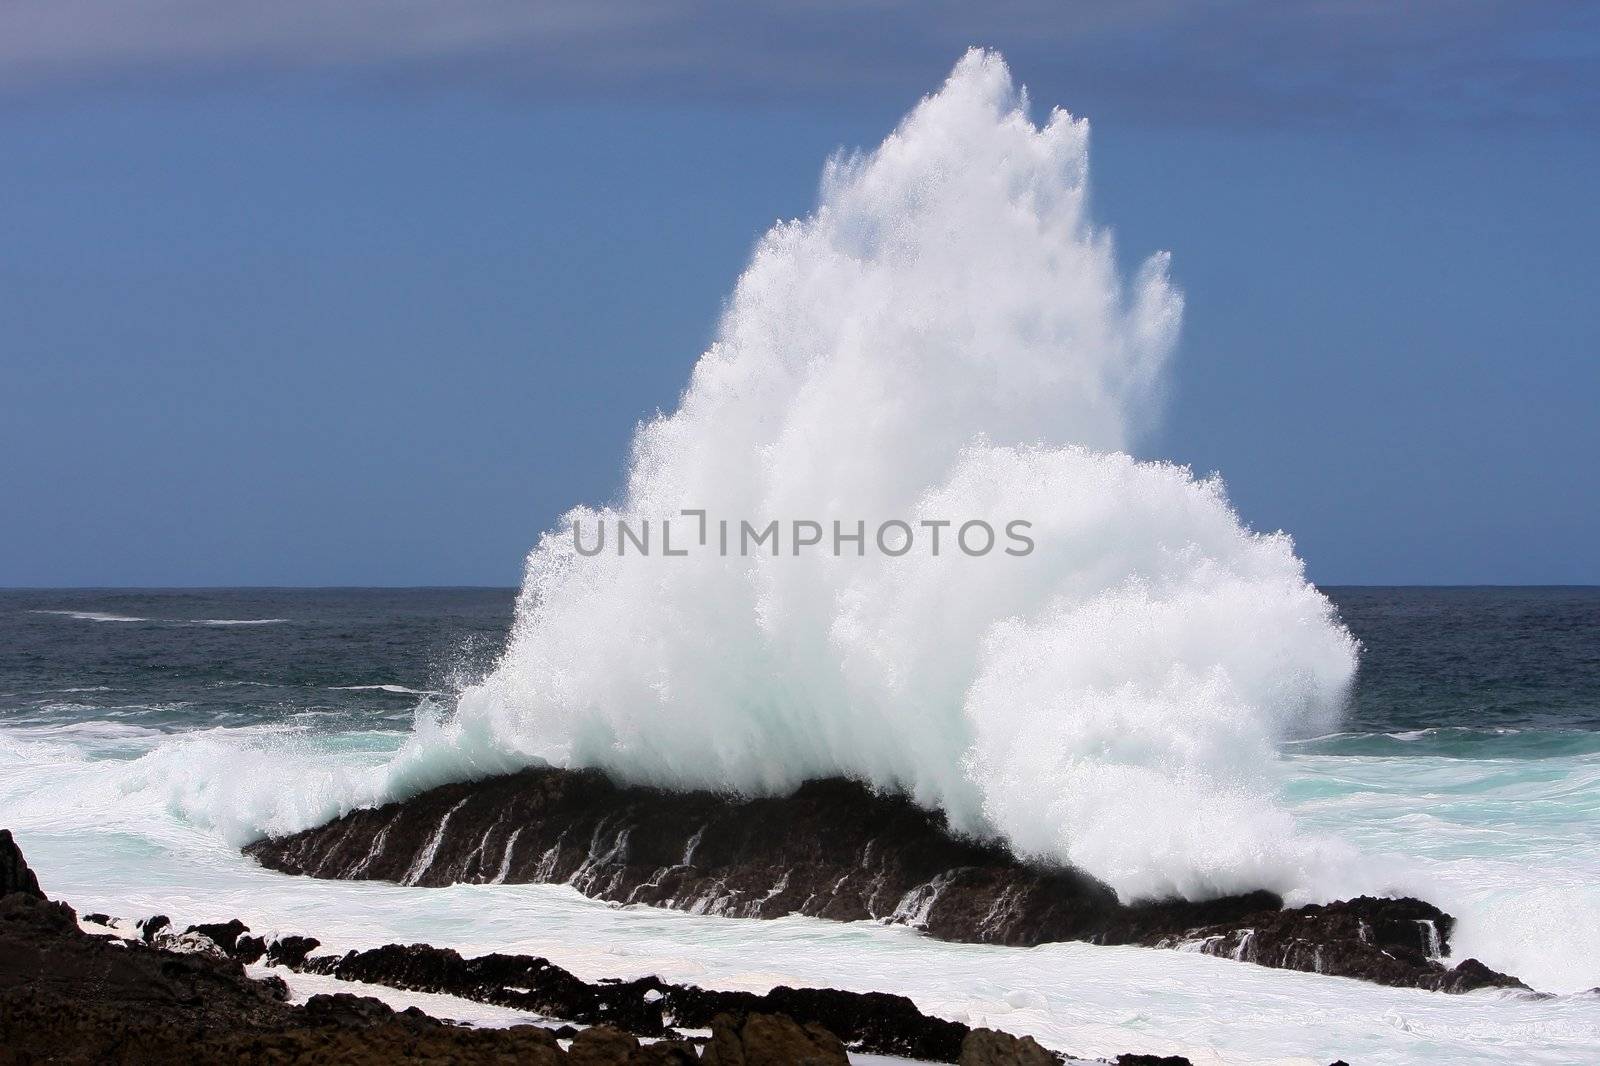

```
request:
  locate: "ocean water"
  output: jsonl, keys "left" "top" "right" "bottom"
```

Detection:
{"left": 1, "top": 586, "right": 1596, "bottom": 1065}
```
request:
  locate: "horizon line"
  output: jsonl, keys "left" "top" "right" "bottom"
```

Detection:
{"left": 3, "top": 583, "right": 1598, "bottom": 592}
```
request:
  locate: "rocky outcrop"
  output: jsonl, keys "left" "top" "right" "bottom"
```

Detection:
{"left": 245, "top": 768, "right": 1268, "bottom": 942}
{"left": 0, "top": 829, "right": 45, "bottom": 899}
{"left": 0, "top": 837, "right": 569, "bottom": 1063}
{"left": 1151, "top": 895, "right": 1527, "bottom": 993}
{"left": 245, "top": 766, "right": 1527, "bottom": 992}
{"left": 0, "top": 828, "right": 1198, "bottom": 1065}
{"left": 961, "top": 1028, "right": 1058, "bottom": 1066}
{"left": 286, "top": 938, "right": 973, "bottom": 1060}
{"left": 700, "top": 1011, "right": 848, "bottom": 1065}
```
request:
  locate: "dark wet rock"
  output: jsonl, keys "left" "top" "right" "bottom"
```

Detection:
{"left": 186, "top": 916, "right": 250, "bottom": 952}
{"left": 1116, "top": 1056, "right": 1195, "bottom": 1066}
{"left": 960, "top": 1027, "right": 1061, "bottom": 1065}
{"left": 245, "top": 769, "right": 1267, "bottom": 946}
{"left": 1430, "top": 957, "right": 1528, "bottom": 993}
{"left": 265, "top": 932, "right": 322, "bottom": 967}
{"left": 0, "top": 833, "right": 1356, "bottom": 1066}
{"left": 264, "top": 934, "right": 970, "bottom": 1059}
{"left": 0, "top": 891, "right": 305, "bottom": 1039}
{"left": 134, "top": 913, "right": 171, "bottom": 942}
{"left": 743, "top": 986, "right": 969, "bottom": 1061}
{"left": 235, "top": 931, "right": 268, "bottom": 964}
{"left": 568, "top": 1023, "right": 641, "bottom": 1065}
{"left": 152, "top": 926, "right": 231, "bottom": 959}
{"left": 0, "top": 828, "right": 45, "bottom": 899}
{"left": 258, "top": 972, "right": 292, "bottom": 1001}
{"left": 0, "top": 837, "right": 569, "bottom": 1064}
{"left": 245, "top": 766, "right": 1530, "bottom": 993}
{"left": 1152, "top": 895, "right": 1526, "bottom": 992}
{"left": 633, "top": 1038, "right": 702, "bottom": 1064}
{"left": 701, "top": 1011, "right": 849, "bottom": 1066}
{"left": 1, "top": 890, "right": 566, "bottom": 1064}
{"left": 303, "top": 990, "right": 424, "bottom": 1028}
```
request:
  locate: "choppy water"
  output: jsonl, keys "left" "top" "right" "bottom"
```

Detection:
{"left": 1, "top": 586, "right": 1596, "bottom": 1064}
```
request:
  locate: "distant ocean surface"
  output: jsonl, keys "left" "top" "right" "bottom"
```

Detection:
{"left": 2, "top": 587, "right": 1597, "bottom": 1064}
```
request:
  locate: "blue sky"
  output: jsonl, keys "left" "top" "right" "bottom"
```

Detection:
{"left": 2, "top": 3, "right": 1597, "bottom": 586}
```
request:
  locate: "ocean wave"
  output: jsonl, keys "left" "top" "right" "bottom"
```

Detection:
{"left": 195, "top": 618, "right": 290, "bottom": 626}
{"left": 1289, "top": 727, "right": 1600, "bottom": 760}
{"left": 329, "top": 685, "right": 440, "bottom": 696}
{"left": 32, "top": 610, "right": 289, "bottom": 627}
{"left": 385, "top": 50, "right": 1360, "bottom": 905}
{"left": 33, "top": 610, "right": 149, "bottom": 623}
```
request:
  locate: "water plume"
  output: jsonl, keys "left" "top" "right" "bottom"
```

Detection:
{"left": 399, "top": 49, "right": 1358, "bottom": 902}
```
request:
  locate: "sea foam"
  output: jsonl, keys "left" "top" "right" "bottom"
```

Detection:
{"left": 382, "top": 49, "right": 1360, "bottom": 903}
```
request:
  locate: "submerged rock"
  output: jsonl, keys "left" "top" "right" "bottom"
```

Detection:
{"left": 245, "top": 766, "right": 1527, "bottom": 992}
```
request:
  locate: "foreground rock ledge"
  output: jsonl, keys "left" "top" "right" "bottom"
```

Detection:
{"left": 2, "top": 826, "right": 1194, "bottom": 1064}
{"left": 245, "top": 767, "right": 1526, "bottom": 992}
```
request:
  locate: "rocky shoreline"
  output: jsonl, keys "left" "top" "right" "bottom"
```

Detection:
{"left": 247, "top": 767, "right": 1526, "bottom": 993}
{"left": 2, "top": 828, "right": 1200, "bottom": 1064}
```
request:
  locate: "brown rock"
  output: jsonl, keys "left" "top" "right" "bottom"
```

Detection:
{"left": 960, "top": 1026, "right": 1058, "bottom": 1065}
{"left": 569, "top": 1023, "right": 643, "bottom": 1065}
{"left": 632, "top": 1039, "right": 701, "bottom": 1064}
{"left": 702, "top": 1011, "right": 848, "bottom": 1066}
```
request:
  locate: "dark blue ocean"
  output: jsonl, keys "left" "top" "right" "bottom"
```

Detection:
{"left": 4, "top": 586, "right": 1596, "bottom": 740}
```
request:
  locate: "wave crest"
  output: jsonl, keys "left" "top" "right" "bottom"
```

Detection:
{"left": 395, "top": 49, "right": 1358, "bottom": 902}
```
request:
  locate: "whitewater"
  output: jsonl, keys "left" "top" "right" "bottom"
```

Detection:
{"left": 383, "top": 48, "right": 1358, "bottom": 908}
{"left": 1, "top": 51, "right": 1596, "bottom": 1064}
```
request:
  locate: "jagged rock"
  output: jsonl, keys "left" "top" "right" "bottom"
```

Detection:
{"left": 135, "top": 913, "right": 170, "bottom": 942}
{"left": 266, "top": 933, "right": 322, "bottom": 967}
{"left": 633, "top": 1039, "right": 701, "bottom": 1064}
{"left": 1, "top": 893, "right": 296, "bottom": 1034}
{"left": 297, "top": 990, "right": 450, "bottom": 1031}
{"left": 751, "top": 986, "right": 967, "bottom": 1061}
{"left": 960, "top": 1027, "right": 1059, "bottom": 1065}
{"left": 153, "top": 927, "right": 230, "bottom": 958}
{"left": 702, "top": 1011, "right": 849, "bottom": 1066}
{"left": 1, "top": 869, "right": 564, "bottom": 1064}
{"left": 0, "top": 829, "right": 44, "bottom": 899}
{"left": 245, "top": 769, "right": 1268, "bottom": 948}
{"left": 1430, "top": 957, "right": 1528, "bottom": 994}
{"left": 568, "top": 1023, "right": 641, "bottom": 1065}
{"left": 243, "top": 766, "right": 1529, "bottom": 994}
{"left": 252, "top": 932, "right": 972, "bottom": 1059}
{"left": 186, "top": 917, "right": 250, "bottom": 952}
{"left": 235, "top": 932, "right": 268, "bottom": 964}
{"left": 1156, "top": 896, "right": 1526, "bottom": 991}
{"left": 258, "top": 973, "right": 291, "bottom": 1001}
